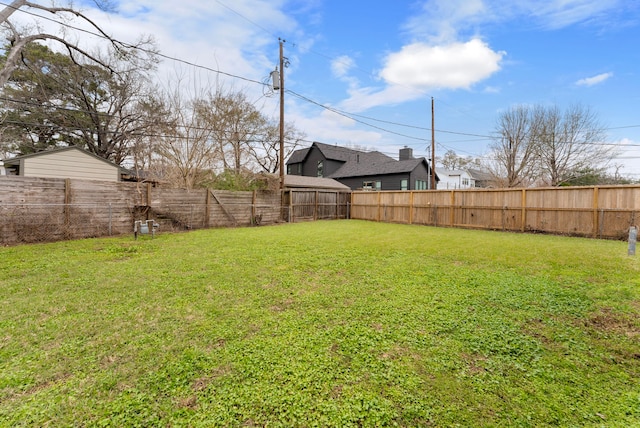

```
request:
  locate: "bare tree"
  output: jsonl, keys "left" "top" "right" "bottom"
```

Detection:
{"left": 535, "top": 104, "right": 612, "bottom": 186}
{"left": 438, "top": 149, "right": 482, "bottom": 170}
{"left": 489, "top": 105, "right": 539, "bottom": 187}
{"left": 0, "top": 1, "right": 153, "bottom": 88}
{"left": 195, "top": 90, "right": 267, "bottom": 173}
{"left": 490, "top": 103, "right": 614, "bottom": 187}
{"left": 153, "top": 89, "right": 220, "bottom": 189}
{"left": 248, "top": 120, "right": 306, "bottom": 174}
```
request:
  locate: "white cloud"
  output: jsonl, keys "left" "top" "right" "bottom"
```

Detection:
{"left": 575, "top": 72, "right": 613, "bottom": 87}
{"left": 339, "top": 39, "right": 504, "bottom": 111}
{"left": 404, "top": 0, "right": 624, "bottom": 42}
{"left": 331, "top": 56, "right": 355, "bottom": 79}
{"left": 404, "top": 0, "right": 487, "bottom": 43}
{"left": 288, "top": 107, "right": 383, "bottom": 145}
{"left": 529, "top": 0, "right": 621, "bottom": 29}
{"left": 381, "top": 39, "right": 504, "bottom": 89}
{"left": 36, "top": 0, "right": 298, "bottom": 93}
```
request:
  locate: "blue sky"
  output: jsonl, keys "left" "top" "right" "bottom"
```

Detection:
{"left": 17, "top": 0, "right": 640, "bottom": 177}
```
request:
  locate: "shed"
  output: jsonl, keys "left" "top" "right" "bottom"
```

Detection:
{"left": 2, "top": 146, "right": 120, "bottom": 182}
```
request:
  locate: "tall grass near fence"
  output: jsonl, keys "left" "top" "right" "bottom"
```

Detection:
{"left": 1, "top": 220, "right": 638, "bottom": 426}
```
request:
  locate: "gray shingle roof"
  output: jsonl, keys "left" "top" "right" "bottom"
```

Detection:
{"left": 287, "top": 147, "right": 310, "bottom": 164}
{"left": 286, "top": 141, "right": 438, "bottom": 181}
{"left": 467, "top": 168, "right": 493, "bottom": 181}
{"left": 331, "top": 158, "right": 427, "bottom": 178}
{"left": 286, "top": 142, "right": 394, "bottom": 166}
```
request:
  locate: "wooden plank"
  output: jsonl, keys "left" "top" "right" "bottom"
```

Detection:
{"left": 210, "top": 190, "right": 237, "bottom": 226}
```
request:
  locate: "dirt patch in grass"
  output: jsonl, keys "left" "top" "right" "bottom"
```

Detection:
{"left": 585, "top": 307, "right": 640, "bottom": 338}
{"left": 461, "top": 352, "right": 487, "bottom": 374}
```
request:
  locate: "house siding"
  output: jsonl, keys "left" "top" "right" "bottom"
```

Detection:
{"left": 301, "top": 146, "right": 345, "bottom": 177}
{"left": 409, "top": 164, "right": 432, "bottom": 189}
{"left": 436, "top": 169, "right": 474, "bottom": 189}
{"left": 21, "top": 149, "right": 119, "bottom": 181}
{"left": 337, "top": 173, "right": 407, "bottom": 191}
{"left": 336, "top": 163, "right": 431, "bottom": 191}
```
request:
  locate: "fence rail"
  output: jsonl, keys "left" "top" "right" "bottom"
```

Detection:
{"left": 350, "top": 186, "right": 640, "bottom": 239}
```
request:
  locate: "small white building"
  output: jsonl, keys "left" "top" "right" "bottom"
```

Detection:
{"left": 436, "top": 168, "right": 475, "bottom": 190}
{"left": 2, "top": 146, "right": 120, "bottom": 182}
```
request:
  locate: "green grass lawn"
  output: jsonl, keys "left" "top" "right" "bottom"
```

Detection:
{"left": 1, "top": 220, "right": 639, "bottom": 427}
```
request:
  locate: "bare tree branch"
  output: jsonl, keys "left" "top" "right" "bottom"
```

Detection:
{"left": 0, "top": 1, "right": 149, "bottom": 87}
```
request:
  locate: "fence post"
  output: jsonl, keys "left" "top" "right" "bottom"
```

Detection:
{"left": 521, "top": 189, "right": 527, "bottom": 232}
{"left": 289, "top": 190, "right": 294, "bottom": 223}
{"left": 108, "top": 202, "right": 112, "bottom": 236}
{"left": 64, "top": 178, "right": 71, "bottom": 239}
{"left": 450, "top": 190, "right": 455, "bottom": 227}
{"left": 409, "top": 191, "right": 414, "bottom": 225}
{"left": 146, "top": 182, "right": 152, "bottom": 220}
{"left": 592, "top": 186, "right": 599, "bottom": 238}
{"left": 205, "top": 189, "right": 211, "bottom": 228}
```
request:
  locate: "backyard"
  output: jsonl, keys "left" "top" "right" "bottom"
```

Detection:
{"left": 0, "top": 220, "right": 639, "bottom": 426}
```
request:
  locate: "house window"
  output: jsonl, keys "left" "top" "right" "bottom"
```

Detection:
{"left": 287, "top": 164, "right": 301, "bottom": 175}
{"left": 415, "top": 180, "right": 427, "bottom": 190}
{"left": 401, "top": 179, "right": 408, "bottom": 190}
{"left": 362, "top": 181, "right": 381, "bottom": 191}
{"left": 317, "top": 160, "right": 324, "bottom": 177}
{"left": 462, "top": 178, "right": 469, "bottom": 187}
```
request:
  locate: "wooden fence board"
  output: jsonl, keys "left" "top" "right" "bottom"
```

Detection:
{"left": 351, "top": 186, "right": 640, "bottom": 239}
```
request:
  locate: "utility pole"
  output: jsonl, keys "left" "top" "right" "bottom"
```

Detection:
{"left": 431, "top": 97, "right": 436, "bottom": 190}
{"left": 278, "top": 39, "right": 285, "bottom": 191}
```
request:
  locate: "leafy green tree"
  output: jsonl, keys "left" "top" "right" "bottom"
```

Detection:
{"left": 0, "top": 43, "right": 158, "bottom": 164}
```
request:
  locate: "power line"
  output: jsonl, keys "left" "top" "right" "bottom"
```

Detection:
{"left": 0, "top": 1, "right": 267, "bottom": 87}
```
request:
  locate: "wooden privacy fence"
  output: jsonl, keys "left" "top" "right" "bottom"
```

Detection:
{"left": 283, "top": 189, "right": 351, "bottom": 222}
{"left": 0, "top": 177, "right": 348, "bottom": 245}
{"left": 351, "top": 185, "right": 640, "bottom": 239}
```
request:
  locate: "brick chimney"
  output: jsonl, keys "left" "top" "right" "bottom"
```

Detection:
{"left": 399, "top": 147, "right": 413, "bottom": 161}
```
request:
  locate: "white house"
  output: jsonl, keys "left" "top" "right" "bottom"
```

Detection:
{"left": 436, "top": 168, "right": 475, "bottom": 190}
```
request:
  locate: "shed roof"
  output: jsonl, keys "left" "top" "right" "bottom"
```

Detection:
{"left": 284, "top": 175, "right": 350, "bottom": 190}
{"left": 467, "top": 168, "right": 494, "bottom": 181}
{"left": 3, "top": 146, "right": 118, "bottom": 169}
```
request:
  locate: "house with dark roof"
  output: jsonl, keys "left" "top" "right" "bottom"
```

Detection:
{"left": 286, "top": 142, "right": 438, "bottom": 191}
